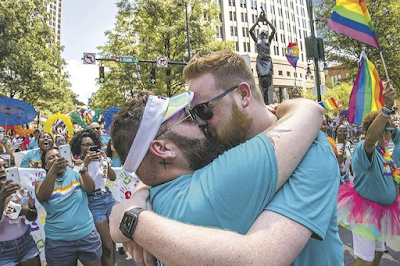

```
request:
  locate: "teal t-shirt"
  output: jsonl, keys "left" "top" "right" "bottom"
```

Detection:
{"left": 20, "top": 149, "right": 41, "bottom": 168}
{"left": 150, "top": 133, "right": 277, "bottom": 235}
{"left": 37, "top": 170, "right": 94, "bottom": 241}
{"left": 27, "top": 139, "right": 38, "bottom": 150}
{"left": 352, "top": 139, "right": 398, "bottom": 206}
{"left": 390, "top": 130, "right": 400, "bottom": 167}
{"left": 265, "top": 131, "right": 344, "bottom": 265}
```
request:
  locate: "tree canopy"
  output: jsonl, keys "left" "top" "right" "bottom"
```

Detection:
{"left": 0, "top": 0, "right": 76, "bottom": 115}
{"left": 316, "top": 0, "right": 400, "bottom": 91}
{"left": 90, "top": 0, "right": 233, "bottom": 109}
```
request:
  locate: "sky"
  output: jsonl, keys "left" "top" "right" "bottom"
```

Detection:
{"left": 61, "top": 0, "right": 118, "bottom": 104}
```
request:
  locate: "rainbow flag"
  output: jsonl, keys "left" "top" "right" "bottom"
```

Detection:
{"left": 285, "top": 43, "right": 299, "bottom": 69}
{"left": 327, "top": 0, "right": 380, "bottom": 49}
{"left": 348, "top": 52, "right": 384, "bottom": 124}
{"left": 319, "top": 97, "right": 341, "bottom": 111}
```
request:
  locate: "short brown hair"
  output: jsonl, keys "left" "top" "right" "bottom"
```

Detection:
{"left": 183, "top": 51, "right": 263, "bottom": 103}
{"left": 362, "top": 111, "right": 380, "bottom": 133}
{"left": 111, "top": 91, "right": 152, "bottom": 164}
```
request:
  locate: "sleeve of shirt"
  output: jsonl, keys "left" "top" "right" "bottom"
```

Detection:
{"left": 265, "top": 132, "right": 340, "bottom": 240}
{"left": 20, "top": 152, "right": 31, "bottom": 168}
{"left": 352, "top": 140, "right": 375, "bottom": 171}
{"left": 392, "top": 130, "right": 400, "bottom": 146}
{"left": 205, "top": 134, "right": 278, "bottom": 233}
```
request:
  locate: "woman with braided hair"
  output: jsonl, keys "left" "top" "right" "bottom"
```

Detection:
{"left": 70, "top": 129, "right": 117, "bottom": 266}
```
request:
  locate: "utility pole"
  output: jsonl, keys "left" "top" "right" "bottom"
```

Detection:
{"left": 306, "top": 0, "right": 322, "bottom": 102}
{"left": 184, "top": 1, "right": 191, "bottom": 59}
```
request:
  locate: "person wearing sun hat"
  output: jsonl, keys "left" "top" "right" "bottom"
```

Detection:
{"left": 109, "top": 89, "right": 325, "bottom": 265}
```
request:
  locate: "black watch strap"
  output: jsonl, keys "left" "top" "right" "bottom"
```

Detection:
{"left": 119, "top": 207, "right": 146, "bottom": 240}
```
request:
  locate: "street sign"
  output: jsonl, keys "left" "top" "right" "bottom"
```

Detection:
{"left": 156, "top": 56, "right": 168, "bottom": 68}
{"left": 83, "top": 53, "right": 96, "bottom": 65}
{"left": 120, "top": 56, "right": 139, "bottom": 63}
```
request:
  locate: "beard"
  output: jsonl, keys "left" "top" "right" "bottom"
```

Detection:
{"left": 166, "top": 131, "right": 227, "bottom": 170}
{"left": 206, "top": 102, "right": 253, "bottom": 150}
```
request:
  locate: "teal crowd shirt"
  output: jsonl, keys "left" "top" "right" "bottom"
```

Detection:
{"left": 265, "top": 131, "right": 344, "bottom": 266}
{"left": 352, "top": 139, "right": 398, "bottom": 206}
{"left": 20, "top": 149, "right": 40, "bottom": 168}
{"left": 37, "top": 170, "right": 94, "bottom": 241}
{"left": 150, "top": 133, "right": 278, "bottom": 235}
{"left": 390, "top": 130, "right": 400, "bottom": 168}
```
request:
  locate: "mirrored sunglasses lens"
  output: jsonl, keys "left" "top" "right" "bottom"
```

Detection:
{"left": 193, "top": 104, "right": 213, "bottom": 120}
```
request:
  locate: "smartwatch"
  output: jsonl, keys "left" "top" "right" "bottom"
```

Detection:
{"left": 119, "top": 207, "right": 146, "bottom": 240}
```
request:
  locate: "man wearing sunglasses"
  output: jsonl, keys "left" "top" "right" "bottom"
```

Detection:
{"left": 109, "top": 82, "right": 338, "bottom": 265}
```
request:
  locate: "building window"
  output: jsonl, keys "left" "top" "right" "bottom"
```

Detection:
{"left": 247, "top": 42, "right": 250, "bottom": 52}
{"left": 278, "top": 71, "right": 283, "bottom": 76}
{"left": 287, "top": 71, "right": 291, "bottom": 77}
{"left": 236, "top": 42, "right": 239, "bottom": 51}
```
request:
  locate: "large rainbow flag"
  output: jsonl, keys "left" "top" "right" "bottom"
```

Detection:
{"left": 319, "top": 97, "right": 341, "bottom": 111}
{"left": 327, "top": 0, "right": 380, "bottom": 49}
{"left": 348, "top": 52, "right": 384, "bottom": 124}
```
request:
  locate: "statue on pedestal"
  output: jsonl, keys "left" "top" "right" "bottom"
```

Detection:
{"left": 250, "top": 9, "right": 276, "bottom": 104}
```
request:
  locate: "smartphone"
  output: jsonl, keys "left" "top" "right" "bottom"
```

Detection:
{"left": 0, "top": 133, "right": 3, "bottom": 140}
{"left": 89, "top": 146, "right": 98, "bottom": 152}
{"left": 59, "top": 144, "right": 73, "bottom": 165}
{"left": 6, "top": 167, "right": 20, "bottom": 185}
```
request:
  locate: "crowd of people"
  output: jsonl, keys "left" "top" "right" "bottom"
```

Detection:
{"left": 1, "top": 50, "right": 400, "bottom": 266}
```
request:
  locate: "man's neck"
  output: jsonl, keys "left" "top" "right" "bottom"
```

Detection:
{"left": 247, "top": 105, "right": 277, "bottom": 139}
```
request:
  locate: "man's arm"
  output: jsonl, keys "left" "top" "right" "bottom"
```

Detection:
{"left": 266, "top": 98, "right": 323, "bottom": 191}
{"left": 110, "top": 189, "right": 310, "bottom": 266}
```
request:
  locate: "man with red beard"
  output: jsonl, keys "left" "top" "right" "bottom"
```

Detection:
{"left": 109, "top": 69, "right": 339, "bottom": 265}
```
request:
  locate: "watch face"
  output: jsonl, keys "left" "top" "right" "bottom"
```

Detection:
{"left": 120, "top": 213, "right": 135, "bottom": 232}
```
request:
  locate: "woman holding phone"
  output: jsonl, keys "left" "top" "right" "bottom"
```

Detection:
{"left": 0, "top": 157, "right": 40, "bottom": 266}
{"left": 35, "top": 148, "right": 101, "bottom": 266}
{"left": 70, "top": 129, "right": 117, "bottom": 266}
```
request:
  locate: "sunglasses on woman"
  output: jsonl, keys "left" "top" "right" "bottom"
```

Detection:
{"left": 189, "top": 85, "right": 239, "bottom": 120}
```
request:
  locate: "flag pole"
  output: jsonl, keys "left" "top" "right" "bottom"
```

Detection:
{"left": 379, "top": 50, "right": 390, "bottom": 81}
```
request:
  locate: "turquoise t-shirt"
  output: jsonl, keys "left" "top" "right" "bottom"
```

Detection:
{"left": 20, "top": 149, "right": 41, "bottom": 168}
{"left": 37, "top": 170, "right": 94, "bottom": 241}
{"left": 390, "top": 130, "right": 400, "bottom": 167}
{"left": 111, "top": 157, "right": 121, "bottom": 167}
{"left": 352, "top": 139, "right": 398, "bottom": 206}
{"left": 265, "top": 131, "right": 344, "bottom": 265}
{"left": 150, "top": 134, "right": 277, "bottom": 235}
{"left": 27, "top": 139, "right": 38, "bottom": 150}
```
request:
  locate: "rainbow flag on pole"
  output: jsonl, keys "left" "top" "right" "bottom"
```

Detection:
{"left": 285, "top": 43, "right": 299, "bottom": 69}
{"left": 327, "top": 0, "right": 380, "bottom": 49}
{"left": 348, "top": 52, "right": 384, "bottom": 124}
{"left": 319, "top": 97, "right": 341, "bottom": 111}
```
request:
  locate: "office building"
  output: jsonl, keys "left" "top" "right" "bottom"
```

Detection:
{"left": 46, "top": 0, "right": 62, "bottom": 43}
{"left": 215, "top": 0, "right": 324, "bottom": 99}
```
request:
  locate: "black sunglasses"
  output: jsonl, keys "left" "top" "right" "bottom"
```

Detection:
{"left": 189, "top": 85, "right": 238, "bottom": 120}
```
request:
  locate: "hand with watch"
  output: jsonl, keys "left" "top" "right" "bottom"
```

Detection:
{"left": 109, "top": 186, "right": 150, "bottom": 243}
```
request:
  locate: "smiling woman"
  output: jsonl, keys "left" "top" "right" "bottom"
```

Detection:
{"left": 20, "top": 132, "right": 54, "bottom": 168}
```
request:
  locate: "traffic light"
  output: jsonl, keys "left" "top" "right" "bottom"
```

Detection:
{"left": 99, "top": 66, "right": 105, "bottom": 83}
{"left": 150, "top": 67, "right": 156, "bottom": 83}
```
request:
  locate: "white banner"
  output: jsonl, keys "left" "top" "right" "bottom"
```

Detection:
{"left": 18, "top": 167, "right": 139, "bottom": 261}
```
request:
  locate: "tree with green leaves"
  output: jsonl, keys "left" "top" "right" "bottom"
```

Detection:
{"left": 91, "top": 0, "right": 233, "bottom": 109}
{"left": 302, "top": 81, "right": 353, "bottom": 117}
{"left": 315, "top": 0, "right": 400, "bottom": 90}
{"left": 0, "top": 0, "right": 76, "bottom": 115}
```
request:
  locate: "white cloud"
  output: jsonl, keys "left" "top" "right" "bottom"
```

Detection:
{"left": 66, "top": 59, "right": 99, "bottom": 105}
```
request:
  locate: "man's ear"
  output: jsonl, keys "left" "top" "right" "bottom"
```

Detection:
{"left": 149, "top": 140, "right": 176, "bottom": 159}
{"left": 237, "top": 82, "right": 251, "bottom": 108}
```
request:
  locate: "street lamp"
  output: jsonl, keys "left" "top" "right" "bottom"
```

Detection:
{"left": 174, "top": 1, "right": 191, "bottom": 59}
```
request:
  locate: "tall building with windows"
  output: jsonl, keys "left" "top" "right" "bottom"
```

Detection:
{"left": 46, "top": 0, "right": 62, "bottom": 43}
{"left": 215, "top": 0, "right": 323, "bottom": 99}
